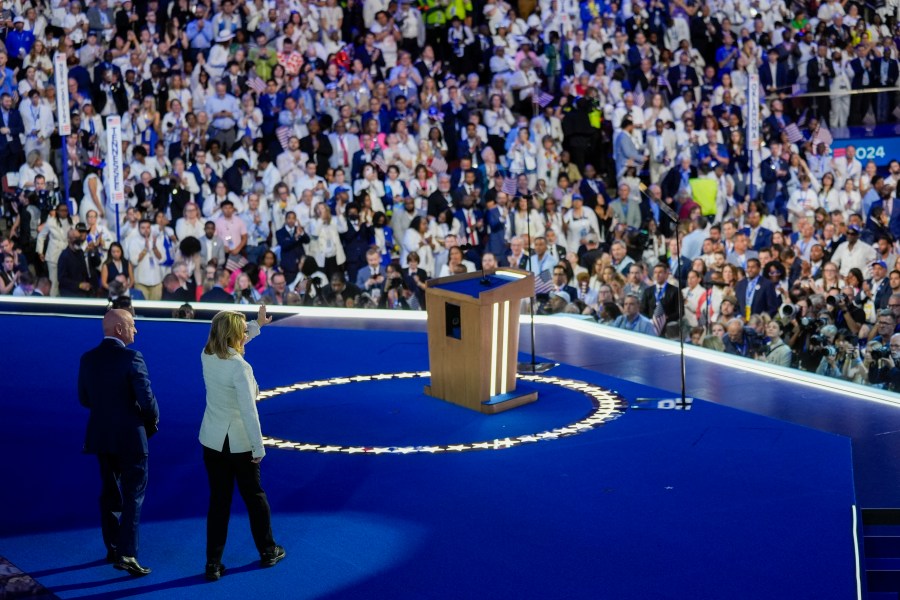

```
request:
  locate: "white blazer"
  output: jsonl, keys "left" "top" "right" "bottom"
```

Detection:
{"left": 199, "top": 320, "right": 265, "bottom": 458}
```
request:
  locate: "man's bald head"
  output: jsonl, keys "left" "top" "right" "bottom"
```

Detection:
{"left": 103, "top": 309, "right": 137, "bottom": 345}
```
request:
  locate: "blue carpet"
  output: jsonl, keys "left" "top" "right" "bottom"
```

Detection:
{"left": 0, "top": 314, "right": 858, "bottom": 599}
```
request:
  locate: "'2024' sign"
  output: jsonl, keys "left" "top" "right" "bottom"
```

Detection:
{"left": 833, "top": 139, "right": 895, "bottom": 166}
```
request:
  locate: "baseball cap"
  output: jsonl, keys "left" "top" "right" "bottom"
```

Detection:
{"left": 873, "top": 260, "right": 888, "bottom": 269}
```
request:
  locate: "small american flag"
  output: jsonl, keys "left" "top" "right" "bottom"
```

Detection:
{"left": 535, "top": 89, "right": 554, "bottom": 108}
{"left": 652, "top": 300, "right": 666, "bottom": 336}
{"left": 633, "top": 85, "right": 645, "bottom": 108}
{"left": 430, "top": 154, "right": 448, "bottom": 173}
{"left": 372, "top": 153, "right": 387, "bottom": 172}
{"left": 791, "top": 83, "right": 801, "bottom": 96}
{"left": 247, "top": 77, "right": 266, "bottom": 94}
{"left": 534, "top": 269, "right": 554, "bottom": 294}
{"left": 813, "top": 127, "right": 833, "bottom": 147}
{"left": 501, "top": 176, "right": 517, "bottom": 195}
{"left": 276, "top": 126, "right": 292, "bottom": 150}
{"left": 784, "top": 123, "right": 803, "bottom": 143}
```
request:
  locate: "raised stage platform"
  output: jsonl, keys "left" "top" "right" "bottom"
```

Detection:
{"left": 0, "top": 308, "right": 889, "bottom": 599}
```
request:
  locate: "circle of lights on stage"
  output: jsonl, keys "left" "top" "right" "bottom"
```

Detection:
{"left": 257, "top": 372, "right": 627, "bottom": 454}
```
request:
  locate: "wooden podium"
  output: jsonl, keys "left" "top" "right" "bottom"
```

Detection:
{"left": 423, "top": 269, "right": 538, "bottom": 414}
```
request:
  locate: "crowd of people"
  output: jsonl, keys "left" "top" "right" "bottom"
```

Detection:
{"left": 0, "top": 0, "right": 899, "bottom": 388}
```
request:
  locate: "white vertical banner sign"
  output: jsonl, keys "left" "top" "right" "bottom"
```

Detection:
{"left": 106, "top": 116, "right": 125, "bottom": 204}
{"left": 54, "top": 54, "right": 70, "bottom": 136}
{"left": 747, "top": 74, "right": 760, "bottom": 150}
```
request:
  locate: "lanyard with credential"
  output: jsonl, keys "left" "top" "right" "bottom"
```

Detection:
{"left": 745, "top": 276, "right": 759, "bottom": 321}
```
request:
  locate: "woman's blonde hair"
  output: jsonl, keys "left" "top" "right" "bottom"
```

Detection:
{"left": 204, "top": 311, "right": 247, "bottom": 358}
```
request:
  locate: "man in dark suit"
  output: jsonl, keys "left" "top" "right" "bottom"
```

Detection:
{"left": 870, "top": 260, "right": 893, "bottom": 310}
{"left": 734, "top": 258, "right": 781, "bottom": 318}
{"left": 640, "top": 263, "right": 681, "bottom": 328}
{"left": 562, "top": 47, "right": 594, "bottom": 79}
{"left": 78, "top": 309, "right": 159, "bottom": 576}
{"left": 258, "top": 82, "right": 286, "bottom": 138}
{"left": 340, "top": 203, "right": 372, "bottom": 283}
{"left": 667, "top": 53, "right": 699, "bottom": 96}
{"left": 200, "top": 269, "right": 234, "bottom": 302}
{"left": 741, "top": 209, "right": 774, "bottom": 251}
{"left": 760, "top": 142, "right": 790, "bottom": 218}
{"left": 140, "top": 60, "right": 170, "bottom": 114}
{"left": 807, "top": 45, "right": 834, "bottom": 121}
{"left": 872, "top": 47, "right": 900, "bottom": 122}
{"left": 58, "top": 229, "right": 93, "bottom": 297}
{"left": 298, "top": 119, "right": 333, "bottom": 178}
{"left": 848, "top": 46, "right": 874, "bottom": 125}
{"left": 0, "top": 92, "right": 23, "bottom": 175}
{"left": 759, "top": 48, "right": 792, "bottom": 96}
{"left": 275, "top": 211, "right": 309, "bottom": 284}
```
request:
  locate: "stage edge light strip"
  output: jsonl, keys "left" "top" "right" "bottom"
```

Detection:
{"left": 548, "top": 317, "right": 900, "bottom": 407}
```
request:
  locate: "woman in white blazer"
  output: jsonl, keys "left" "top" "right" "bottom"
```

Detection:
{"left": 199, "top": 306, "right": 284, "bottom": 581}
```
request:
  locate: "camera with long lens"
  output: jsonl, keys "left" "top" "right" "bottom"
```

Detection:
{"left": 826, "top": 293, "right": 846, "bottom": 308}
{"left": 779, "top": 303, "right": 798, "bottom": 319}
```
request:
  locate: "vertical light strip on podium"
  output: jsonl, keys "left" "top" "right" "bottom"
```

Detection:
{"left": 500, "top": 300, "right": 510, "bottom": 394}
{"left": 490, "top": 302, "right": 500, "bottom": 397}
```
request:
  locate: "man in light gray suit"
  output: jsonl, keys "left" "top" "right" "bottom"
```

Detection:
{"left": 200, "top": 221, "right": 227, "bottom": 268}
{"left": 609, "top": 182, "right": 643, "bottom": 229}
{"left": 613, "top": 118, "right": 645, "bottom": 179}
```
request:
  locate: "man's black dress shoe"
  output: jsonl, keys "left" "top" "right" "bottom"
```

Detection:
{"left": 114, "top": 556, "right": 151, "bottom": 576}
{"left": 205, "top": 563, "right": 225, "bottom": 581}
{"left": 260, "top": 545, "right": 285, "bottom": 567}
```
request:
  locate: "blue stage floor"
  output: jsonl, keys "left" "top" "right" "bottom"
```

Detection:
{"left": 0, "top": 314, "right": 861, "bottom": 599}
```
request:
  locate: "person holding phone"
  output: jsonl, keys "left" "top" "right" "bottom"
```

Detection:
{"left": 199, "top": 305, "right": 284, "bottom": 581}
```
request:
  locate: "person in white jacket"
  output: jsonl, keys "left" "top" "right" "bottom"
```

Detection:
{"left": 199, "top": 306, "right": 285, "bottom": 581}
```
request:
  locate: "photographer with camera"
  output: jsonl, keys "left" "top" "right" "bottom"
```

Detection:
{"left": 758, "top": 320, "right": 793, "bottom": 367}
{"left": 826, "top": 283, "right": 869, "bottom": 336}
{"left": 864, "top": 335, "right": 900, "bottom": 389}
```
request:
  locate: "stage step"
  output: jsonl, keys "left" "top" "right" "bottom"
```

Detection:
{"left": 864, "top": 510, "right": 900, "bottom": 595}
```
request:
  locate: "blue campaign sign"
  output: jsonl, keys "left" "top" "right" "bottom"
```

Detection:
{"left": 831, "top": 138, "right": 898, "bottom": 166}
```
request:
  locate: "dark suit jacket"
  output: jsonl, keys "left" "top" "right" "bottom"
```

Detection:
{"left": 807, "top": 57, "right": 835, "bottom": 91}
{"left": 58, "top": 247, "right": 92, "bottom": 297}
{"left": 640, "top": 283, "right": 681, "bottom": 324}
{"left": 200, "top": 286, "right": 234, "bottom": 303}
{"left": 78, "top": 338, "right": 159, "bottom": 455}
{"left": 299, "top": 133, "right": 333, "bottom": 177}
{"left": 94, "top": 82, "right": 128, "bottom": 116}
{"left": 849, "top": 57, "right": 873, "bottom": 89}
{"left": 667, "top": 65, "right": 699, "bottom": 95}
{"left": 759, "top": 61, "right": 791, "bottom": 92}
{"left": 0, "top": 108, "right": 23, "bottom": 157}
{"left": 760, "top": 156, "right": 789, "bottom": 203}
{"left": 741, "top": 226, "right": 774, "bottom": 251}
{"left": 873, "top": 58, "right": 900, "bottom": 87}
{"left": 140, "top": 79, "right": 170, "bottom": 114}
{"left": 871, "top": 278, "right": 893, "bottom": 310}
{"left": 734, "top": 276, "right": 781, "bottom": 317}
{"left": 275, "top": 226, "right": 309, "bottom": 275}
